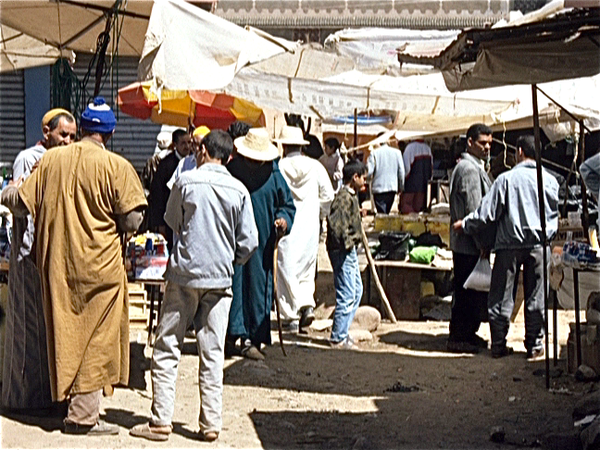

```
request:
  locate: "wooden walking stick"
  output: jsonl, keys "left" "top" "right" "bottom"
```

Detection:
{"left": 360, "top": 225, "right": 397, "bottom": 323}
{"left": 272, "top": 235, "right": 287, "bottom": 356}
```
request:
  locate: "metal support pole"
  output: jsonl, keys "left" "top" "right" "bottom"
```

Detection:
{"left": 353, "top": 108, "right": 358, "bottom": 149}
{"left": 552, "top": 289, "right": 558, "bottom": 366}
{"left": 573, "top": 268, "right": 583, "bottom": 367}
{"left": 532, "top": 85, "right": 550, "bottom": 389}
{"left": 579, "top": 120, "right": 589, "bottom": 239}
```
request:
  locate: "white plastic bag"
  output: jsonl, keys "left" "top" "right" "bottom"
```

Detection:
{"left": 463, "top": 257, "right": 492, "bottom": 292}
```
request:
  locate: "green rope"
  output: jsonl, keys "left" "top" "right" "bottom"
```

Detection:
{"left": 50, "top": 0, "right": 125, "bottom": 144}
{"left": 51, "top": 58, "right": 84, "bottom": 119}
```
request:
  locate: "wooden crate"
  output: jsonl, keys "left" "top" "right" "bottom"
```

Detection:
{"left": 128, "top": 283, "right": 148, "bottom": 328}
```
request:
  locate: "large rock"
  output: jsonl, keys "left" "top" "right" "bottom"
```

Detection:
{"left": 576, "top": 365, "right": 599, "bottom": 382}
{"left": 349, "top": 329, "right": 373, "bottom": 342}
{"left": 573, "top": 389, "right": 600, "bottom": 420}
{"left": 350, "top": 306, "right": 381, "bottom": 332}
{"left": 580, "top": 415, "right": 600, "bottom": 450}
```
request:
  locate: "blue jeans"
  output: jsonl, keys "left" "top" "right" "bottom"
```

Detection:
{"left": 328, "top": 247, "right": 363, "bottom": 343}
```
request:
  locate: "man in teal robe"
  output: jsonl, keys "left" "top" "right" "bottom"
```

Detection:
{"left": 226, "top": 128, "right": 295, "bottom": 360}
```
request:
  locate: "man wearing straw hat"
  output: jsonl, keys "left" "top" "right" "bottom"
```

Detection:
{"left": 2, "top": 97, "right": 147, "bottom": 435}
{"left": 275, "top": 126, "right": 334, "bottom": 333}
{"left": 226, "top": 128, "right": 296, "bottom": 360}
{"left": 1, "top": 108, "right": 76, "bottom": 412}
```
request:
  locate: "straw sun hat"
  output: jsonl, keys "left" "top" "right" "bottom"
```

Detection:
{"left": 274, "top": 125, "right": 309, "bottom": 145}
{"left": 234, "top": 127, "right": 280, "bottom": 161}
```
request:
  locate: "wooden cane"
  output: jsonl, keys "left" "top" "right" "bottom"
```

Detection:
{"left": 272, "top": 235, "right": 287, "bottom": 356}
{"left": 360, "top": 225, "right": 397, "bottom": 323}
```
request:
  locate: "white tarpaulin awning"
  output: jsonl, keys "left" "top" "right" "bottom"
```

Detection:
{"left": 324, "top": 27, "right": 460, "bottom": 75}
{"left": 138, "top": 0, "right": 298, "bottom": 93}
{"left": 0, "top": 25, "right": 74, "bottom": 73}
{"left": 134, "top": 0, "right": 599, "bottom": 139}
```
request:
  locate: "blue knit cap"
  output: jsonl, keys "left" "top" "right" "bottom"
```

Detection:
{"left": 81, "top": 97, "right": 116, "bottom": 134}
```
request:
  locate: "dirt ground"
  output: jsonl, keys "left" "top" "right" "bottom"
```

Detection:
{"left": 1, "top": 238, "right": 594, "bottom": 449}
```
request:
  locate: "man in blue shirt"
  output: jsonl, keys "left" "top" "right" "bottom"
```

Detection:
{"left": 454, "top": 135, "right": 559, "bottom": 359}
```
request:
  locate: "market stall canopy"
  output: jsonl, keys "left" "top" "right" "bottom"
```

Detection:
{"left": 225, "top": 56, "right": 549, "bottom": 135}
{"left": 0, "top": 25, "right": 74, "bottom": 72}
{"left": 396, "top": 0, "right": 600, "bottom": 92}
{"left": 0, "top": 0, "right": 161, "bottom": 57}
{"left": 117, "top": 81, "right": 263, "bottom": 130}
{"left": 137, "top": 0, "right": 298, "bottom": 92}
{"left": 324, "top": 27, "right": 460, "bottom": 75}
{"left": 134, "top": 0, "right": 599, "bottom": 138}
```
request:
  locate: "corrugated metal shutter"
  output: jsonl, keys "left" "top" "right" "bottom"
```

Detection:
{"left": 0, "top": 70, "right": 25, "bottom": 168}
{"left": 73, "top": 54, "right": 161, "bottom": 173}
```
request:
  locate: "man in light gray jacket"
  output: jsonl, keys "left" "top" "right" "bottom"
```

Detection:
{"left": 131, "top": 130, "right": 258, "bottom": 443}
{"left": 455, "top": 135, "right": 559, "bottom": 360}
{"left": 448, "top": 123, "right": 493, "bottom": 354}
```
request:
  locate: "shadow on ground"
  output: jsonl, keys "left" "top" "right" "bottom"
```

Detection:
{"left": 222, "top": 325, "right": 576, "bottom": 449}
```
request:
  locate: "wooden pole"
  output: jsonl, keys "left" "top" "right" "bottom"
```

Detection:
{"left": 272, "top": 236, "right": 286, "bottom": 356}
{"left": 361, "top": 226, "right": 397, "bottom": 323}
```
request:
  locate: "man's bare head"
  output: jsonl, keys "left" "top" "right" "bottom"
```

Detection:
{"left": 466, "top": 123, "right": 493, "bottom": 162}
{"left": 43, "top": 111, "right": 76, "bottom": 148}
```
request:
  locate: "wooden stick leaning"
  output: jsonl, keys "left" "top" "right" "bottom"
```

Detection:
{"left": 272, "top": 235, "right": 287, "bottom": 356}
{"left": 360, "top": 225, "right": 397, "bottom": 324}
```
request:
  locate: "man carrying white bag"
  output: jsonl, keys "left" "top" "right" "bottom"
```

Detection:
{"left": 462, "top": 256, "right": 492, "bottom": 293}
{"left": 454, "top": 135, "right": 559, "bottom": 360}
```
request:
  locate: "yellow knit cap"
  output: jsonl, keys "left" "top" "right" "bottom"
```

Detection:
{"left": 41, "top": 108, "right": 75, "bottom": 131}
{"left": 193, "top": 125, "right": 211, "bottom": 138}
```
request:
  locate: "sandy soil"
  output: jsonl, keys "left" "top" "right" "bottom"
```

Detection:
{"left": 1, "top": 239, "right": 593, "bottom": 449}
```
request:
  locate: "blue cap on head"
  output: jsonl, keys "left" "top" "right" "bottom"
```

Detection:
{"left": 80, "top": 96, "right": 116, "bottom": 134}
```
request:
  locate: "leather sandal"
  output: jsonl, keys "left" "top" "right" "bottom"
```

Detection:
{"left": 129, "top": 422, "right": 172, "bottom": 441}
{"left": 241, "top": 344, "right": 265, "bottom": 361}
{"left": 63, "top": 419, "right": 119, "bottom": 436}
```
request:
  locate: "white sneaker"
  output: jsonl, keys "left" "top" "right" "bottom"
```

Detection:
{"left": 329, "top": 338, "right": 355, "bottom": 350}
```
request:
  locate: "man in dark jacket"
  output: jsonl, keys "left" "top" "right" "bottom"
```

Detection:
{"left": 447, "top": 123, "right": 493, "bottom": 354}
{"left": 148, "top": 128, "right": 192, "bottom": 252}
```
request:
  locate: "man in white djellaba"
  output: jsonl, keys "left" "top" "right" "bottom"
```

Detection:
{"left": 275, "top": 126, "right": 334, "bottom": 332}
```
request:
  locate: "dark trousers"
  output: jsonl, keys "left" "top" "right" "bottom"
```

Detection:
{"left": 373, "top": 191, "right": 396, "bottom": 214}
{"left": 448, "top": 252, "right": 488, "bottom": 343}
{"left": 488, "top": 247, "right": 546, "bottom": 353}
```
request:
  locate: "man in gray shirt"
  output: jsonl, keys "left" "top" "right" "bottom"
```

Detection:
{"left": 131, "top": 130, "right": 258, "bottom": 443}
{"left": 455, "top": 135, "right": 559, "bottom": 359}
{"left": 448, "top": 123, "right": 493, "bottom": 354}
{"left": 367, "top": 139, "right": 405, "bottom": 214}
{"left": 581, "top": 153, "right": 600, "bottom": 233}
